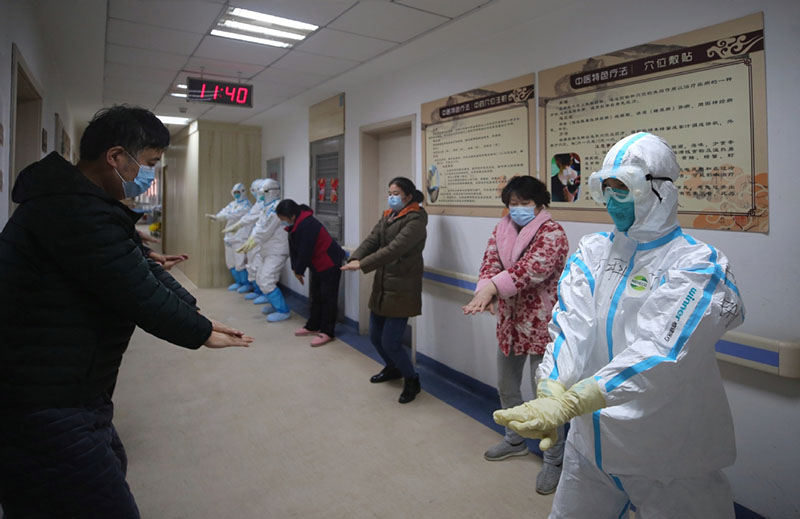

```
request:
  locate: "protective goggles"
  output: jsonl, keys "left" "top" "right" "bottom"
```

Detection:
{"left": 588, "top": 165, "right": 672, "bottom": 204}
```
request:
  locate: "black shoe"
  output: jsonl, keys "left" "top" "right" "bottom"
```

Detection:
{"left": 398, "top": 374, "right": 421, "bottom": 404}
{"left": 370, "top": 366, "right": 403, "bottom": 383}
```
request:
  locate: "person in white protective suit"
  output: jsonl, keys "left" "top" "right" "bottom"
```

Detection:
{"left": 206, "top": 182, "right": 252, "bottom": 290}
{"left": 236, "top": 179, "right": 292, "bottom": 322}
{"left": 222, "top": 179, "right": 266, "bottom": 294}
{"left": 494, "top": 132, "right": 745, "bottom": 519}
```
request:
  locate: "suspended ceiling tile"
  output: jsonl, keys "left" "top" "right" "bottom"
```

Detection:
{"left": 154, "top": 98, "right": 210, "bottom": 119}
{"left": 231, "top": 0, "right": 357, "bottom": 27}
{"left": 328, "top": 2, "right": 447, "bottom": 43}
{"left": 102, "top": 89, "right": 163, "bottom": 107}
{"left": 183, "top": 56, "right": 265, "bottom": 79}
{"left": 393, "top": 0, "right": 488, "bottom": 18}
{"left": 250, "top": 79, "right": 307, "bottom": 99}
{"left": 106, "top": 44, "right": 189, "bottom": 71}
{"left": 105, "top": 61, "right": 178, "bottom": 84}
{"left": 105, "top": 75, "right": 172, "bottom": 96}
{"left": 194, "top": 35, "right": 288, "bottom": 67}
{"left": 271, "top": 50, "right": 358, "bottom": 77}
{"left": 297, "top": 29, "right": 396, "bottom": 62}
{"left": 109, "top": 0, "right": 223, "bottom": 33}
{"left": 107, "top": 18, "right": 203, "bottom": 55}
{"left": 252, "top": 67, "right": 329, "bottom": 88}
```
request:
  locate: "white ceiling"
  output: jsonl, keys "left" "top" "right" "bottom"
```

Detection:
{"left": 86, "top": 0, "right": 493, "bottom": 128}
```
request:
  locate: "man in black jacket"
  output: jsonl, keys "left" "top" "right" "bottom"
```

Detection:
{"left": 0, "top": 106, "right": 253, "bottom": 518}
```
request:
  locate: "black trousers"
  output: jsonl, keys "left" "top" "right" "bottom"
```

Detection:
{"left": 305, "top": 266, "right": 341, "bottom": 337}
{"left": 0, "top": 397, "right": 139, "bottom": 519}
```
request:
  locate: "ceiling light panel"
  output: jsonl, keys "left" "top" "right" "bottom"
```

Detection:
{"left": 211, "top": 6, "right": 318, "bottom": 48}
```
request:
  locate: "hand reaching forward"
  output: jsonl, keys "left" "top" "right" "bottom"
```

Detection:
{"left": 493, "top": 378, "right": 605, "bottom": 441}
{"left": 340, "top": 260, "right": 361, "bottom": 271}
{"left": 203, "top": 320, "right": 253, "bottom": 348}
{"left": 462, "top": 282, "right": 498, "bottom": 315}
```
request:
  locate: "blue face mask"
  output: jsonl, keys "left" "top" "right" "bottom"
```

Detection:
{"left": 280, "top": 220, "right": 292, "bottom": 228}
{"left": 233, "top": 192, "right": 242, "bottom": 199}
{"left": 388, "top": 195, "right": 405, "bottom": 212}
{"left": 606, "top": 194, "right": 636, "bottom": 231}
{"left": 509, "top": 206, "right": 536, "bottom": 227}
{"left": 116, "top": 150, "right": 156, "bottom": 199}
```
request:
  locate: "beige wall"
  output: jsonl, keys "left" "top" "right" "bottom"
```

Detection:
{"left": 164, "top": 121, "right": 261, "bottom": 288}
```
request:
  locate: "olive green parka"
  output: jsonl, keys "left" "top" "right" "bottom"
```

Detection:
{"left": 351, "top": 203, "right": 428, "bottom": 318}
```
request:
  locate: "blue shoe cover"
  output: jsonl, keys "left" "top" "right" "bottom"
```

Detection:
{"left": 237, "top": 282, "right": 253, "bottom": 294}
{"left": 265, "top": 287, "right": 290, "bottom": 314}
{"left": 244, "top": 291, "right": 258, "bottom": 300}
{"left": 267, "top": 312, "right": 291, "bottom": 322}
{"left": 253, "top": 295, "right": 269, "bottom": 304}
{"left": 261, "top": 304, "right": 277, "bottom": 315}
{"left": 228, "top": 268, "right": 241, "bottom": 290}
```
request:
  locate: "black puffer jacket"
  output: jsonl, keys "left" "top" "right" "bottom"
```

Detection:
{"left": 0, "top": 152, "right": 212, "bottom": 408}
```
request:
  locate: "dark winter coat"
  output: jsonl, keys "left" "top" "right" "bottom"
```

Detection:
{"left": 0, "top": 152, "right": 212, "bottom": 409}
{"left": 286, "top": 209, "right": 345, "bottom": 275}
{"left": 351, "top": 202, "right": 427, "bottom": 317}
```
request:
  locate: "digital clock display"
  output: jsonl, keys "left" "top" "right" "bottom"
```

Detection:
{"left": 187, "top": 77, "right": 253, "bottom": 108}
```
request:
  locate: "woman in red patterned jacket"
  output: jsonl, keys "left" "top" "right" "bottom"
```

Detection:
{"left": 463, "top": 175, "right": 569, "bottom": 495}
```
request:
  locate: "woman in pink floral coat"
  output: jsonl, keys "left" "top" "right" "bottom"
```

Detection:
{"left": 463, "top": 176, "right": 569, "bottom": 495}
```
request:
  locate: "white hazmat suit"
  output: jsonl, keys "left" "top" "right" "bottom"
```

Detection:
{"left": 206, "top": 182, "right": 251, "bottom": 290}
{"left": 223, "top": 179, "right": 267, "bottom": 293}
{"left": 497, "top": 133, "right": 745, "bottom": 518}
{"left": 237, "top": 179, "right": 291, "bottom": 321}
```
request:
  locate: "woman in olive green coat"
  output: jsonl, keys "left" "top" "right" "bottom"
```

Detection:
{"left": 342, "top": 177, "right": 427, "bottom": 403}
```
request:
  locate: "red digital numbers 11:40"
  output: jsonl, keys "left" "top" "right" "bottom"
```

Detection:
{"left": 187, "top": 78, "right": 253, "bottom": 108}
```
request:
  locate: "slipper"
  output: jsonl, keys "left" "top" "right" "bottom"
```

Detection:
{"left": 310, "top": 333, "right": 333, "bottom": 347}
{"left": 295, "top": 327, "right": 317, "bottom": 337}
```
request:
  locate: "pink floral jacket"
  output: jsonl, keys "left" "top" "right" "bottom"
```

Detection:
{"left": 476, "top": 210, "right": 568, "bottom": 356}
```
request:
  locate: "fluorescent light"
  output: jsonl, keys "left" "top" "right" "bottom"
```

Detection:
{"left": 230, "top": 7, "right": 318, "bottom": 31}
{"left": 156, "top": 115, "right": 190, "bottom": 125}
{"left": 210, "top": 29, "right": 291, "bottom": 48}
{"left": 170, "top": 92, "right": 187, "bottom": 98}
{"left": 176, "top": 84, "right": 187, "bottom": 89}
{"left": 222, "top": 19, "right": 305, "bottom": 40}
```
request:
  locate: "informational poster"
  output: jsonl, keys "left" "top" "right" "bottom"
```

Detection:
{"left": 538, "top": 13, "right": 767, "bottom": 232}
{"left": 422, "top": 74, "right": 535, "bottom": 217}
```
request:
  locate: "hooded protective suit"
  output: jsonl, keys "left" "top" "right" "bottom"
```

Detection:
{"left": 213, "top": 183, "right": 251, "bottom": 265}
{"left": 536, "top": 133, "right": 744, "bottom": 518}
{"left": 223, "top": 179, "right": 268, "bottom": 292}
{"left": 243, "top": 179, "right": 286, "bottom": 285}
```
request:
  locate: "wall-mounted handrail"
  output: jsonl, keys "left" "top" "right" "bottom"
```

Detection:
{"left": 422, "top": 266, "right": 800, "bottom": 378}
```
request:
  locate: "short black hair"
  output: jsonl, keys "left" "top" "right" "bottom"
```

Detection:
{"left": 79, "top": 105, "right": 170, "bottom": 161}
{"left": 500, "top": 176, "right": 550, "bottom": 207}
{"left": 554, "top": 153, "right": 572, "bottom": 168}
{"left": 388, "top": 176, "right": 424, "bottom": 203}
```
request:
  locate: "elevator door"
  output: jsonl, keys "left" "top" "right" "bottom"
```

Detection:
{"left": 310, "top": 135, "right": 344, "bottom": 243}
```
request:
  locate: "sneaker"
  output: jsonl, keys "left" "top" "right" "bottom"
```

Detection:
{"left": 310, "top": 333, "right": 333, "bottom": 347}
{"left": 535, "top": 462, "right": 562, "bottom": 495}
{"left": 266, "top": 311, "right": 291, "bottom": 322}
{"left": 295, "top": 327, "right": 317, "bottom": 337}
{"left": 484, "top": 439, "right": 529, "bottom": 461}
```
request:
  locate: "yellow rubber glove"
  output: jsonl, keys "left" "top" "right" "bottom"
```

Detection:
{"left": 494, "top": 377, "right": 606, "bottom": 441}
{"left": 534, "top": 379, "right": 566, "bottom": 450}
{"left": 222, "top": 222, "right": 240, "bottom": 234}
{"left": 237, "top": 237, "right": 257, "bottom": 254}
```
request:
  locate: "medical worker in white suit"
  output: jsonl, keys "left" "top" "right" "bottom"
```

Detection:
{"left": 223, "top": 179, "right": 266, "bottom": 294}
{"left": 205, "top": 182, "right": 251, "bottom": 290}
{"left": 237, "top": 179, "right": 291, "bottom": 322}
{"left": 494, "top": 132, "right": 744, "bottom": 519}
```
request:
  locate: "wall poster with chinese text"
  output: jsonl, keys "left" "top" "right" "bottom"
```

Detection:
{"left": 538, "top": 13, "right": 767, "bottom": 232}
{"left": 421, "top": 73, "right": 535, "bottom": 217}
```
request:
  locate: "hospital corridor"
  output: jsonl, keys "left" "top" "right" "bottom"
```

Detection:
{"left": 0, "top": 1, "right": 799, "bottom": 518}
